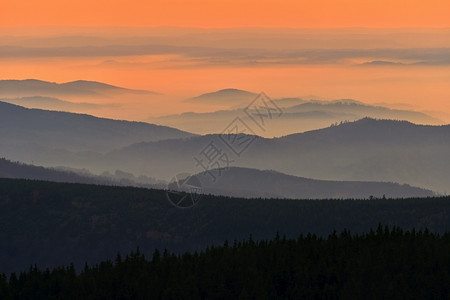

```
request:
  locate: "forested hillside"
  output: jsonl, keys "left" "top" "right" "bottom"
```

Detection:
{"left": 0, "top": 178, "right": 448, "bottom": 274}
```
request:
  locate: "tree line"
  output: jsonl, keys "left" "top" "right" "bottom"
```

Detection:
{"left": 1, "top": 226, "right": 449, "bottom": 299}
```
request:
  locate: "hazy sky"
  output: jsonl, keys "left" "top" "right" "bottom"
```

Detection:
{"left": 2, "top": 0, "right": 450, "bottom": 28}
{"left": 1, "top": 1, "right": 450, "bottom": 121}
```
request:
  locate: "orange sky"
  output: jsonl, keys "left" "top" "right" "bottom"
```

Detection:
{"left": 1, "top": 0, "right": 450, "bottom": 124}
{"left": 2, "top": 0, "right": 450, "bottom": 28}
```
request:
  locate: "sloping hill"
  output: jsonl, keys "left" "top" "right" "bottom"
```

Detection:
{"left": 194, "top": 167, "right": 434, "bottom": 199}
{"left": 0, "top": 158, "right": 165, "bottom": 187}
{"left": 281, "top": 117, "right": 449, "bottom": 144}
{"left": 0, "top": 96, "right": 102, "bottom": 111}
{"left": 0, "top": 158, "right": 108, "bottom": 185}
{"left": 0, "top": 101, "right": 195, "bottom": 154}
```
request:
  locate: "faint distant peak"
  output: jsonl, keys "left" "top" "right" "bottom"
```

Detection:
{"left": 215, "top": 88, "right": 254, "bottom": 94}
{"left": 0, "top": 79, "right": 158, "bottom": 97}
{"left": 62, "top": 80, "right": 120, "bottom": 89}
{"left": 192, "top": 88, "right": 256, "bottom": 97}
{"left": 187, "top": 88, "right": 257, "bottom": 105}
{"left": 4, "top": 79, "right": 55, "bottom": 87}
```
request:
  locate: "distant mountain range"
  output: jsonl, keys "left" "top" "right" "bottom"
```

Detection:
{"left": 193, "top": 167, "right": 434, "bottom": 199}
{"left": 107, "top": 118, "right": 450, "bottom": 194}
{"left": 285, "top": 99, "right": 438, "bottom": 123}
{"left": 0, "top": 79, "right": 157, "bottom": 98}
{"left": 1, "top": 101, "right": 448, "bottom": 195}
{"left": 152, "top": 95, "right": 441, "bottom": 137}
{"left": 1, "top": 81, "right": 442, "bottom": 138}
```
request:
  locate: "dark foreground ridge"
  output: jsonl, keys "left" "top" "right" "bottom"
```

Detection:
{"left": 0, "top": 178, "right": 449, "bottom": 275}
{"left": 1, "top": 228, "right": 449, "bottom": 299}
